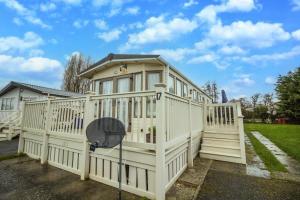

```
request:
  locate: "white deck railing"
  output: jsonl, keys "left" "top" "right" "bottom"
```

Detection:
{"left": 0, "top": 110, "right": 18, "bottom": 123}
{"left": 204, "top": 103, "right": 238, "bottom": 131}
{"left": 19, "top": 84, "right": 204, "bottom": 200}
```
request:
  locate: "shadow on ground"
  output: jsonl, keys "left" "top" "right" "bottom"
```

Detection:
{"left": 0, "top": 137, "right": 19, "bottom": 156}
{"left": 197, "top": 160, "right": 300, "bottom": 200}
{"left": 0, "top": 157, "right": 142, "bottom": 200}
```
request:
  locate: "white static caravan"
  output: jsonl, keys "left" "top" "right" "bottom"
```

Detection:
{"left": 18, "top": 54, "right": 246, "bottom": 200}
{"left": 0, "top": 81, "right": 81, "bottom": 141}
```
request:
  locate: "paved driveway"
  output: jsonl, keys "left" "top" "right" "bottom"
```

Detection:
{"left": 197, "top": 161, "right": 300, "bottom": 200}
{"left": 0, "top": 157, "right": 140, "bottom": 200}
{"left": 0, "top": 137, "right": 19, "bottom": 156}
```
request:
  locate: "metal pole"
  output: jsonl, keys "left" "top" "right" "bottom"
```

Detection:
{"left": 118, "top": 140, "right": 122, "bottom": 200}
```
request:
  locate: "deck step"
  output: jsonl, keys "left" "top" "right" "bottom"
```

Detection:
{"left": 202, "top": 138, "right": 240, "bottom": 147}
{"left": 203, "top": 131, "right": 239, "bottom": 140}
{"left": 201, "top": 144, "right": 241, "bottom": 155}
{"left": 199, "top": 150, "right": 242, "bottom": 164}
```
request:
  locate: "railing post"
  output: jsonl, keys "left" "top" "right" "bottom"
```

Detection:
{"left": 80, "top": 91, "right": 95, "bottom": 180}
{"left": 237, "top": 102, "right": 246, "bottom": 164}
{"left": 18, "top": 101, "right": 25, "bottom": 154}
{"left": 187, "top": 97, "right": 193, "bottom": 167}
{"left": 41, "top": 97, "right": 52, "bottom": 164}
{"left": 155, "top": 83, "right": 166, "bottom": 200}
{"left": 8, "top": 123, "right": 13, "bottom": 140}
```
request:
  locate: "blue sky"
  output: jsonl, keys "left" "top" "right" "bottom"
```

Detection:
{"left": 0, "top": 0, "right": 300, "bottom": 99}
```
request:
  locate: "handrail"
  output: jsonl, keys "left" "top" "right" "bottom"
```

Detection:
{"left": 90, "top": 91, "right": 156, "bottom": 100}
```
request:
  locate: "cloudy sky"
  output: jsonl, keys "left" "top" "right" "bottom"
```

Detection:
{"left": 0, "top": 0, "right": 300, "bottom": 99}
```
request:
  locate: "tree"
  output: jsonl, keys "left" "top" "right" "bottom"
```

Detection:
{"left": 62, "top": 53, "right": 92, "bottom": 93}
{"left": 204, "top": 81, "right": 219, "bottom": 103}
{"left": 250, "top": 93, "right": 260, "bottom": 121}
{"left": 251, "top": 93, "right": 260, "bottom": 109}
{"left": 275, "top": 67, "right": 300, "bottom": 122}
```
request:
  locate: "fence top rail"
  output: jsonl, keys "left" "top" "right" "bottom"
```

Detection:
{"left": 165, "top": 92, "right": 189, "bottom": 103}
{"left": 25, "top": 100, "right": 48, "bottom": 105}
{"left": 191, "top": 101, "right": 203, "bottom": 107}
{"left": 90, "top": 90, "right": 156, "bottom": 100}
{"left": 206, "top": 102, "right": 238, "bottom": 107}
{"left": 51, "top": 97, "right": 86, "bottom": 103}
{"left": 0, "top": 110, "right": 18, "bottom": 113}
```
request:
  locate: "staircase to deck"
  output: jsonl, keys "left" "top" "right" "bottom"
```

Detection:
{"left": 0, "top": 111, "right": 21, "bottom": 141}
{"left": 199, "top": 103, "right": 246, "bottom": 164}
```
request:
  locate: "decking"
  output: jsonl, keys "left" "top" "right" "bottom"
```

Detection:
{"left": 15, "top": 84, "right": 245, "bottom": 200}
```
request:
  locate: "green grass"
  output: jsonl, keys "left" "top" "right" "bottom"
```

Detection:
{"left": 0, "top": 153, "right": 26, "bottom": 162}
{"left": 245, "top": 131, "right": 287, "bottom": 172}
{"left": 245, "top": 123, "right": 300, "bottom": 163}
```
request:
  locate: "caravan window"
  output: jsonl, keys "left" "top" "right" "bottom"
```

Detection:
{"left": 176, "top": 79, "right": 182, "bottom": 96}
{"left": 147, "top": 72, "right": 160, "bottom": 90}
{"left": 0, "top": 98, "right": 14, "bottom": 110}
{"left": 168, "top": 75, "right": 175, "bottom": 94}
{"left": 183, "top": 83, "right": 188, "bottom": 97}
{"left": 102, "top": 80, "right": 113, "bottom": 94}
{"left": 134, "top": 73, "right": 142, "bottom": 92}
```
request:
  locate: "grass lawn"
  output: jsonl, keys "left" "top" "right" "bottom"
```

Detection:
{"left": 245, "top": 123, "right": 300, "bottom": 163}
{"left": 245, "top": 131, "right": 287, "bottom": 172}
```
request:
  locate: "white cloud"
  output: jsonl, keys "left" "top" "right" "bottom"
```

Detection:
{"left": 149, "top": 48, "right": 196, "bottom": 62}
{"left": 58, "top": 0, "right": 82, "bottom": 5}
{"left": 125, "top": 6, "right": 140, "bottom": 15}
{"left": 292, "top": 0, "right": 300, "bottom": 11}
{"left": 0, "top": 32, "right": 44, "bottom": 53}
{"left": 0, "top": 54, "right": 62, "bottom": 73}
{"left": 218, "top": 45, "right": 246, "bottom": 55}
{"left": 265, "top": 76, "right": 276, "bottom": 85}
{"left": 188, "top": 52, "right": 230, "bottom": 69}
{"left": 92, "top": 0, "right": 131, "bottom": 17}
{"left": 292, "top": 29, "right": 300, "bottom": 40}
{"left": 233, "top": 73, "right": 255, "bottom": 86}
{"left": 188, "top": 53, "right": 217, "bottom": 64}
{"left": 184, "top": 0, "right": 198, "bottom": 8}
{"left": 40, "top": 2, "right": 56, "bottom": 12}
{"left": 0, "top": 0, "right": 51, "bottom": 29}
{"left": 12, "top": 17, "right": 23, "bottom": 25}
{"left": 240, "top": 45, "right": 300, "bottom": 63}
{"left": 94, "top": 19, "right": 108, "bottom": 30}
{"left": 206, "top": 21, "right": 290, "bottom": 48}
{"left": 97, "top": 29, "right": 122, "bottom": 42}
{"left": 124, "top": 16, "right": 197, "bottom": 49}
{"left": 73, "top": 19, "right": 89, "bottom": 28}
{"left": 196, "top": 0, "right": 256, "bottom": 24}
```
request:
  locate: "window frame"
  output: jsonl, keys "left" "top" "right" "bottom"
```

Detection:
{"left": 168, "top": 74, "right": 175, "bottom": 94}
{"left": 146, "top": 70, "right": 162, "bottom": 90}
{"left": 176, "top": 78, "right": 183, "bottom": 97}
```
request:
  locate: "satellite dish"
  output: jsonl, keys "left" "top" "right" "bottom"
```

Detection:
{"left": 86, "top": 117, "right": 126, "bottom": 200}
{"left": 86, "top": 117, "right": 126, "bottom": 150}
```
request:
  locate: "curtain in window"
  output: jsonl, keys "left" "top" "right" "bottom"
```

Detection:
{"left": 168, "top": 76, "right": 175, "bottom": 94}
{"left": 147, "top": 73, "right": 160, "bottom": 90}
{"left": 95, "top": 80, "right": 100, "bottom": 95}
{"left": 102, "top": 80, "right": 113, "bottom": 94}
{"left": 102, "top": 80, "right": 113, "bottom": 117}
{"left": 183, "top": 84, "right": 188, "bottom": 97}
{"left": 134, "top": 74, "right": 142, "bottom": 92}
{"left": 176, "top": 79, "right": 182, "bottom": 96}
{"left": 117, "top": 78, "right": 130, "bottom": 93}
